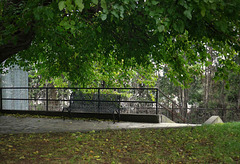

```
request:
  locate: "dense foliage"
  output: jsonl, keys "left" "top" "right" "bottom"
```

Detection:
{"left": 0, "top": 0, "right": 239, "bottom": 86}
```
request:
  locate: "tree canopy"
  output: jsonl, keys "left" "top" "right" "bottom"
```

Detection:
{"left": 0, "top": 0, "right": 239, "bottom": 86}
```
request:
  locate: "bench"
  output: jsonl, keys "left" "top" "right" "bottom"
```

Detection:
{"left": 62, "top": 92, "right": 121, "bottom": 122}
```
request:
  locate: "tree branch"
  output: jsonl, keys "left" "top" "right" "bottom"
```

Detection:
{"left": 0, "top": 29, "right": 35, "bottom": 63}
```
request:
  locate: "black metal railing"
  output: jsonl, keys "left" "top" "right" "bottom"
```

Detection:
{"left": 1, "top": 87, "right": 239, "bottom": 123}
{"left": 0, "top": 87, "right": 159, "bottom": 114}
{"left": 157, "top": 88, "right": 186, "bottom": 122}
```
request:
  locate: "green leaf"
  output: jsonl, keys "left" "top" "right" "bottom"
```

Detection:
{"left": 201, "top": 7, "right": 206, "bottom": 17}
{"left": 33, "top": 8, "right": 40, "bottom": 20}
{"left": 119, "top": 6, "right": 124, "bottom": 18}
{"left": 75, "top": 0, "right": 84, "bottom": 12}
{"left": 70, "top": 20, "right": 75, "bottom": 25}
{"left": 216, "top": 20, "right": 227, "bottom": 33}
{"left": 184, "top": 9, "right": 192, "bottom": 20}
{"left": 179, "top": 0, "right": 188, "bottom": 8}
{"left": 173, "top": 20, "right": 185, "bottom": 33}
{"left": 179, "top": 20, "right": 185, "bottom": 33}
{"left": 46, "top": 8, "right": 54, "bottom": 20}
{"left": 149, "top": 11, "right": 155, "bottom": 17}
{"left": 152, "top": 1, "right": 159, "bottom": 5}
{"left": 210, "top": 3, "right": 216, "bottom": 10}
{"left": 101, "top": 14, "right": 107, "bottom": 20}
{"left": 130, "top": 2, "right": 136, "bottom": 9}
{"left": 111, "top": 11, "right": 119, "bottom": 18}
{"left": 158, "top": 25, "right": 165, "bottom": 32}
{"left": 158, "top": 35, "right": 164, "bottom": 42}
{"left": 113, "top": 4, "right": 120, "bottom": 9}
{"left": 59, "top": 19, "right": 72, "bottom": 30}
{"left": 205, "top": 61, "right": 212, "bottom": 67}
{"left": 167, "top": 8, "right": 174, "bottom": 14}
{"left": 58, "top": 1, "right": 65, "bottom": 11}
{"left": 156, "top": 8, "right": 164, "bottom": 14}
{"left": 123, "top": 0, "right": 129, "bottom": 4}
{"left": 97, "top": 26, "right": 102, "bottom": 33}
{"left": 92, "top": 0, "right": 98, "bottom": 5}
{"left": 101, "top": 0, "right": 108, "bottom": 13}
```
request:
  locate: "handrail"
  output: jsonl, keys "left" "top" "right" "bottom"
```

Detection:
{"left": 158, "top": 89, "right": 181, "bottom": 108}
{"left": 0, "top": 87, "right": 159, "bottom": 114}
{"left": 0, "top": 87, "right": 158, "bottom": 90}
{"left": 157, "top": 88, "right": 186, "bottom": 123}
{"left": 158, "top": 103, "right": 186, "bottom": 123}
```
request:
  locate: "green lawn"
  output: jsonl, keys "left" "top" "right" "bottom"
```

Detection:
{"left": 0, "top": 122, "right": 240, "bottom": 163}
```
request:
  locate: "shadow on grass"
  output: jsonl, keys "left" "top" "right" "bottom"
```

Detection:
{"left": 0, "top": 121, "right": 240, "bottom": 163}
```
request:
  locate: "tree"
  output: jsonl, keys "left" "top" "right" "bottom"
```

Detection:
{"left": 1, "top": 0, "right": 239, "bottom": 86}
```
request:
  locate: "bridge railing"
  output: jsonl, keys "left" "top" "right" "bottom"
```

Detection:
{"left": 0, "top": 87, "right": 159, "bottom": 115}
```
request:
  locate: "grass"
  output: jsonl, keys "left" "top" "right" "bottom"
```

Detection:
{"left": 0, "top": 113, "right": 115, "bottom": 122}
{"left": 0, "top": 119, "right": 240, "bottom": 163}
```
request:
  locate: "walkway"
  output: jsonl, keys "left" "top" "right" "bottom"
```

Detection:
{"left": 0, "top": 115, "right": 201, "bottom": 134}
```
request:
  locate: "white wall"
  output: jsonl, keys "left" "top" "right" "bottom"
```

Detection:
{"left": 0, "top": 66, "right": 28, "bottom": 110}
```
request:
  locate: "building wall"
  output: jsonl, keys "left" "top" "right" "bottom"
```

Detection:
{"left": 0, "top": 66, "right": 28, "bottom": 110}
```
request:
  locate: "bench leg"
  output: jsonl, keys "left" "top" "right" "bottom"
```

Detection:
{"left": 62, "top": 108, "right": 66, "bottom": 120}
{"left": 62, "top": 108, "right": 72, "bottom": 119}
{"left": 113, "top": 110, "right": 115, "bottom": 123}
{"left": 112, "top": 109, "right": 120, "bottom": 124}
{"left": 117, "top": 108, "right": 120, "bottom": 122}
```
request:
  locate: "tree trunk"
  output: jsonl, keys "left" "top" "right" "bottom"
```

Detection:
{"left": 238, "top": 78, "right": 240, "bottom": 109}
{"left": 204, "top": 68, "right": 209, "bottom": 108}
{"left": 179, "top": 86, "right": 188, "bottom": 118}
{"left": 0, "top": 29, "right": 34, "bottom": 64}
{"left": 204, "top": 46, "right": 214, "bottom": 109}
{"left": 221, "top": 80, "right": 226, "bottom": 120}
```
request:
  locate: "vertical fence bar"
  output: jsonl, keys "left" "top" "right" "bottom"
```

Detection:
{"left": 46, "top": 88, "right": 48, "bottom": 111}
{"left": 156, "top": 89, "right": 158, "bottom": 114}
{"left": 0, "top": 88, "right": 2, "bottom": 111}
{"left": 172, "top": 103, "right": 174, "bottom": 121}
{"left": 197, "top": 108, "right": 199, "bottom": 123}
{"left": 221, "top": 108, "right": 224, "bottom": 122}
{"left": 98, "top": 88, "right": 100, "bottom": 113}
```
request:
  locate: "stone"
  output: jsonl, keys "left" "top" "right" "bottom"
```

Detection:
{"left": 159, "top": 114, "right": 175, "bottom": 123}
{"left": 204, "top": 116, "right": 223, "bottom": 124}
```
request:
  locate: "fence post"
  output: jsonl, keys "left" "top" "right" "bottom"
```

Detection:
{"left": 156, "top": 89, "right": 158, "bottom": 114}
{"left": 46, "top": 88, "right": 48, "bottom": 111}
{"left": 221, "top": 108, "right": 224, "bottom": 122}
{"left": 197, "top": 108, "right": 199, "bottom": 123}
{"left": 172, "top": 103, "right": 174, "bottom": 121}
{"left": 98, "top": 88, "right": 100, "bottom": 113}
{"left": 0, "top": 88, "right": 2, "bottom": 111}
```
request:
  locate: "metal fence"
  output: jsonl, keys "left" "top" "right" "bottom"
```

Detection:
{"left": 0, "top": 87, "right": 159, "bottom": 114}
{"left": 186, "top": 108, "right": 240, "bottom": 124}
{"left": 0, "top": 87, "right": 239, "bottom": 123}
{"left": 160, "top": 107, "right": 240, "bottom": 123}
